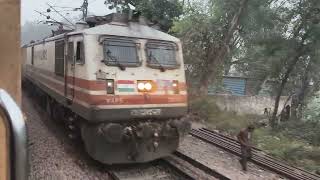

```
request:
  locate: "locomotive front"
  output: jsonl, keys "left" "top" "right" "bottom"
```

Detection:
{"left": 76, "top": 23, "right": 191, "bottom": 164}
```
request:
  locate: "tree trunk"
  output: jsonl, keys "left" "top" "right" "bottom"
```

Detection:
{"left": 198, "top": 0, "right": 249, "bottom": 97}
{"left": 271, "top": 75, "right": 289, "bottom": 127}
{"left": 270, "top": 46, "right": 306, "bottom": 127}
{"left": 292, "top": 59, "right": 312, "bottom": 120}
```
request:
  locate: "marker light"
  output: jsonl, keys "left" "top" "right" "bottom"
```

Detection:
{"left": 145, "top": 82, "right": 152, "bottom": 91}
{"left": 107, "top": 82, "right": 113, "bottom": 87}
{"left": 138, "top": 82, "right": 145, "bottom": 91}
{"left": 106, "top": 79, "right": 114, "bottom": 94}
{"left": 172, "top": 80, "right": 179, "bottom": 94}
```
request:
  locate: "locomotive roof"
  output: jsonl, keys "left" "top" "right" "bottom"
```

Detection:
{"left": 24, "top": 22, "right": 180, "bottom": 47}
{"left": 69, "top": 22, "right": 180, "bottom": 42}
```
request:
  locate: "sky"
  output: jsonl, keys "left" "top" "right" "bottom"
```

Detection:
{"left": 21, "top": 0, "right": 113, "bottom": 25}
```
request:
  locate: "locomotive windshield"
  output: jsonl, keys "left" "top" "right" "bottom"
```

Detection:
{"left": 146, "top": 42, "right": 178, "bottom": 69}
{"left": 103, "top": 39, "right": 139, "bottom": 67}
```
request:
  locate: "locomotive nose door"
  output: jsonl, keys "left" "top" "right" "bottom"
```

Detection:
{"left": 65, "top": 41, "right": 75, "bottom": 104}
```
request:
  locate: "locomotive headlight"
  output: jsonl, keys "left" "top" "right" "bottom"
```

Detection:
{"left": 144, "top": 82, "right": 152, "bottom": 91}
{"left": 138, "top": 82, "right": 145, "bottom": 91}
{"left": 137, "top": 81, "right": 155, "bottom": 92}
{"left": 107, "top": 82, "right": 113, "bottom": 87}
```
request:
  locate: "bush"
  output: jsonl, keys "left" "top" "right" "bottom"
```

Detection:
{"left": 276, "top": 121, "right": 320, "bottom": 146}
{"left": 253, "top": 128, "right": 320, "bottom": 172}
{"left": 189, "top": 97, "right": 221, "bottom": 120}
{"left": 190, "top": 96, "right": 260, "bottom": 135}
{"left": 190, "top": 96, "right": 320, "bottom": 172}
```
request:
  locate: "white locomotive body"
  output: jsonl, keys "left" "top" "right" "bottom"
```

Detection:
{"left": 23, "top": 14, "right": 191, "bottom": 164}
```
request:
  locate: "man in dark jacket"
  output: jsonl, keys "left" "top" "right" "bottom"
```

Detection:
{"left": 237, "top": 125, "right": 255, "bottom": 171}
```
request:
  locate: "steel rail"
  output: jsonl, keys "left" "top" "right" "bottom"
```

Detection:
{"left": 199, "top": 128, "right": 320, "bottom": 180}
{"left": 190, "top": 128, "right": 320, "bottom": 180}
{"left": 160, "top": 159, "right": 196, "bottom": 180}
{"left": 108, "top": 171, "right": 120, "bottom": 180}
{"left": 197, "top": 129, "right": 314, "bottom": 178}
{"left": 108, "top": 159, "right": 196, "bottom": 180}
{"left": 173, "top": 150, "right": 231, "bottom": 180}
{"left": 191, "top": 130, "right": 307, "bottom": 180}
{"left": 199, "top": 128, "right": 320, "bottom": 179}
{"left": 192, "top": 129, "right": 316, "bottom": 180}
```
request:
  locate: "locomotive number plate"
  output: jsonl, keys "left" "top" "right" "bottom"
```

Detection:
{"left": 130, "top": 109, "right": 162, "bottom": 116}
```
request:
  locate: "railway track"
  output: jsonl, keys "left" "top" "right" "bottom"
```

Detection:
{"left": 108, "top": 150, "right": 230, "bottom": 180}
{"left": 171, "top": 151, "right": 230, "bottom": 180}
{"left": 190, "top": 128, "right": 320, "bottom": 180}
{"left": 106, "top": 159, "right": 194, "bottom": 180}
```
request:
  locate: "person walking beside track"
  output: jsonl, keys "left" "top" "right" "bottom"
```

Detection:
{"left": 237, "top": 125, "right": 255, "bottom": 171}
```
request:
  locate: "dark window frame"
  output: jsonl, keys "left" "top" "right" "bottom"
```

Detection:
{"left": 146, "top": 41, "right": 179, "bottom": 70}
{"left": 102, "top": 38, "right": 141, "bottom": 67}
{"left": 67, "top": 42, "right": 74, "bottom": 63}
{"left": 31, "top": 46, "right": 34, "bottom": 65}
{"left": 54, "top": 40, "right": 65, "bottom": 77}
{"left": 75, "top": 41, "right": 85, "bottom": 64}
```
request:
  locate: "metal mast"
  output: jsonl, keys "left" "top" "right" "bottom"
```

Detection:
{"left": 81, "top": 0, "right": 89, "bottom": 21}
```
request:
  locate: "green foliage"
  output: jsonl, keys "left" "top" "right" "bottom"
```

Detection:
{"left": 190, "top": 97, "right": 258, "bottom": 135}
{"left": 275, "top": 120, "right": 320, "bottom": 146}
{"left": 304, "top": 92, "right": 320, "bottom": 122}
{"left": 105, "top": 0, "right": 183, "bottom": 31}
{"left": 236, "top": 0, "right": 320, "bottom": 97}
{"left": 254, "top": 128, "right": 320, "bottom": 171}
{"left": 133, "top": 0, "right": 183, "bottom": 31}
{"left": 195, "top": 98, "right": 320, "bottom": 171}
{"left": 189, "top": 97, "right": 221, "bottom": 121}
{"left": 171, "top": 0, "right": 224, "bottom": 84}
{"left": 172, "top": 0, "right": 279, "bottom": 93}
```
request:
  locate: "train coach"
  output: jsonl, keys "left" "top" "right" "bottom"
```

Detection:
{"left": 22, "top": 13, "right": 191, "bottom": 164}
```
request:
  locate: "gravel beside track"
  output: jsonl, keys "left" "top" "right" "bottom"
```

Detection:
{"left": 23, "top": 93, "right": 112, "bottom": 180}
{"left": 108, "top": 160, "right": 188, "bottom": 180}
{"left": 179, "top": 135, "right": 285, "bottom": 180}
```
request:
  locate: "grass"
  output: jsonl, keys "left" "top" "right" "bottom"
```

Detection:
{"left": 190, "top": 97, "right": 320, "bottom": 173}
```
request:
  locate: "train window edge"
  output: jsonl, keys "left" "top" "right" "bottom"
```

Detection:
{"left": 76, "top": 41, "right": 85, "bottom": 65}
{"left": 101, "top": 38, "right": 141, "bottom": 68}
{"left": 0, "top": 107, "right": 11, "bottom": 180}
{"left": 54, "top": 40, "right": 65, "bottom": 77}
{"left": 0, "top": 90, "right": 28, "bottom": 180}
{"left": 145, "top": 41, "right": 180, "bottom": 70}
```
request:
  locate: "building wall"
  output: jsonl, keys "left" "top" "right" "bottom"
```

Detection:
{"left": 208, "top": 76, "right": 247, "bottom": 96}
{"left": 0, "top": 0, "right": 21, "bottom": 105}
{"left": 212, "top": 95, "right": 289, "bottom": 115}
{"left": 223, "top": 77, "right": 246, "bottom": 95}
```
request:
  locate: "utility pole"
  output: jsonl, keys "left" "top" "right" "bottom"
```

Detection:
{"left": 81, "top": 0, "right": 89, "bottom": 21}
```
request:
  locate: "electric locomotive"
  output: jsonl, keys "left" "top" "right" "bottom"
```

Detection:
{"left": 23, "top": 13, "right": 191, "bottom": 164}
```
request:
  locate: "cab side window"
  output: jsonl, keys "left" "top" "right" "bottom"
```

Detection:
{"left": 76, "top": 41, "right": 85, "bottom": 64}
{"left": 55, "top": 40, "right": 65, "bottom": 76}
{"left": 31, "top": 46, "right": 34, "bottom": 65}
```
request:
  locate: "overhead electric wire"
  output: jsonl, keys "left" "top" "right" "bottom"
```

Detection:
{"left": 34, "top": 10, "right": 74, "bottom": 29}
{"left": 51, "top": 5, "right": 78, "bottom": 9}
{"left": 47, "top": 3, "right": 75, "bottom": 27}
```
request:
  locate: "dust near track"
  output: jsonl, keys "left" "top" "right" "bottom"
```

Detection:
{"left": 23, "top": 92, "right": 112, "bottom": 180}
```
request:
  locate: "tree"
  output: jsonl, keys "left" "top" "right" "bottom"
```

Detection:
{"left": 172, "top": 0, "right": 275, "bottom": 95}
{"left": 105, "top": 0, "right": 183, "bottom": 32}
{"left": 233, "top": 0, "right": 320, "bottom": 127}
